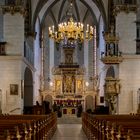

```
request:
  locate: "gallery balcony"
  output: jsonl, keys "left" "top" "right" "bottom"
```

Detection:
{"left": 101, "top": 52, "right": 123, "bottom": 64}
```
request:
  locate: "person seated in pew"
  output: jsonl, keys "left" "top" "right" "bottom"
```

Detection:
{"left": 36, "top": 101, "right": 40, "bottom": 106}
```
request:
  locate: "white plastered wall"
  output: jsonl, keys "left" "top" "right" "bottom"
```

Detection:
{"left": 1, "top": 13, "right": 36, "bottom": 114}
{"left": 0, "top": 13, "right": 24, "bottom": 114}
{"left": 116, "top": 12, "right": 138, "bottom": 114}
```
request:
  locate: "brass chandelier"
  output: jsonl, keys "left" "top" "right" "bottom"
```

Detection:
{"left": 48, "top": 1, "right": 94, "bottom": 44}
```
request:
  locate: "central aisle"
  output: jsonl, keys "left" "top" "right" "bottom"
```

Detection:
{"left": 51, "top": 115, "right": 87, "bottom": 140}
{"left": 51, "top": 124, "right": 88, "bottom": 140}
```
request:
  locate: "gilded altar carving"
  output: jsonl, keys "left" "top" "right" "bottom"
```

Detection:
{"left": 106, "top": 94, "right": 117, "bottom": 114}
{"left": 77, "top": 80, "right": 83, "bottom": 93}
{"left": 63, "top": 75, "right": 75, "bottom": 93}
{"left": 76, "top": 67, "right": 85, "bottom": 75}
{"left": 103, "top": 30, "right": 119, "bottom": 43}
{"left": 104, "top": 78, "right": 120, "bottom": 94}
{"left": 55, "top": 80, "right": 61, "bottom": 93}
{"left": 52, "top": 66, "right": 61, "bottom": 75}
{"left": 101, "top": 25, "right": 123, "bottom": 64}
{"left": 101, "top": 56, "right": 123, "bottom": 64}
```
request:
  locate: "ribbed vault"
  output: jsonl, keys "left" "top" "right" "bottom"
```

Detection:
{"left": 32, "top": 0, "right": 108, "bottom": 32}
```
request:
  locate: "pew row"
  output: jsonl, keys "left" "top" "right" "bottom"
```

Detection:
{"left": 0, "top": 113, "right": 57, "bottom": 140}
{"left": 82, "top": 113, "right": 140, "bottom": 140}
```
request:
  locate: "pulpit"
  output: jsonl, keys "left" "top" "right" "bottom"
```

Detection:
{"left": 33, "top": 106, "right": 44, "bottom": 115}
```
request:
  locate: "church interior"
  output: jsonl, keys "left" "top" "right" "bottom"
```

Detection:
{"left": 0, "top": 0, "right": 140, "bottom": 139}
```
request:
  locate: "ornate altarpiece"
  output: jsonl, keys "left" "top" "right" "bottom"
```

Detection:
{"left": 52, "top": 45, "right": 85, "bottom": 95}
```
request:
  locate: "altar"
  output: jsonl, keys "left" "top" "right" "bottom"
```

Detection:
{"left": 52, "top": 41, "right": 85, "bottom": 116}
{"left": 62, "top": 107, "right": 76, "bottom": 115}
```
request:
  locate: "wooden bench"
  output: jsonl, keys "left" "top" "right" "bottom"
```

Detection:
{"left": 0, "top": 112, "right": 57, "bottom": 140}
{"left": 82, "top": 113, "right": 140, "bottom": 140}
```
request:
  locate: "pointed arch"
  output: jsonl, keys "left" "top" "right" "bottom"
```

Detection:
{"left": 24, "top": 67, "right": 33, "bottom": 107}
{"left": 32, "top": 0, "right": 107, "bottom": 32}
{"left": 106, "top": 66, "right": 115, "bottom": 78}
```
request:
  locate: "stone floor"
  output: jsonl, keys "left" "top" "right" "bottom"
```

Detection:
{"left": 57, "top": 115, "right": 82, "bottom": 124}
{"left": 51, "top": 115, "right": 88, "bottom": 140}
{"left": 51, "top": 124, "right": 88, "bottom": 140}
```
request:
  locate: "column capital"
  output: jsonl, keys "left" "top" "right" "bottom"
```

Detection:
{"left": 1, "top": 5, "right": 27, "bottom": 17}
{"left": 113, "top": 4, "right": 137, "bottom": 16}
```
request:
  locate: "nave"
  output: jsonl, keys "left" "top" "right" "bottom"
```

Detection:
{"left": 0, "top": 0, "right": 140, "bottom": 139}
{"left": 52, "top": 124, "right": 87, "bottom": 140}
{"left": 1, "top": 112, "right": 140, "bottom": 140}
{"left": 52, "top": 115, "right": 87, "bottom": 140}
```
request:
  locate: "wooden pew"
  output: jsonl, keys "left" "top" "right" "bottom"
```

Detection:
{"left": 82, "top": 113, "right": 140, "bottom": 140}
{"left": 0, "top": 112, "right": 57, "bottom": 140}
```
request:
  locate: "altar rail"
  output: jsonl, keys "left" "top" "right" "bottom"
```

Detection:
{"left": 82, "top": 112, "right": 140, "bottom": 140}
{"left": 0, "top": 112, "right": 57, "bottom": 140}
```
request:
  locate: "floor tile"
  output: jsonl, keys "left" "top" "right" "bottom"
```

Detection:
{"left": 51, "top": 124, "right": 87, "bottom": 140}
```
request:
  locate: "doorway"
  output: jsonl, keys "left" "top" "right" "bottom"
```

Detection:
{"left": 23, "top": 67, "right": 33, "bottom": 114}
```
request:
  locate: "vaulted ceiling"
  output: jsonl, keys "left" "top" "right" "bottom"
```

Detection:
{"left": 32, "top": 0, "right": 108, "bottom": 32}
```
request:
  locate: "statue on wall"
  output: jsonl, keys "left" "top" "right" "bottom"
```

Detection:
{"left": 77, "top": 80, "right": 82, "bottom": 93}
{"left": 66, "top": 76, "right": 72, "bottom": 92}
{"left": 63, "top": 75, "right": 75, "bottom": 93}
{"left": 56, "top": 80, "right": 61, "bottom": 93}
{"left": 115, "top": 81, "right": 120, "bottom": 94}
{"left": 108, "top": 43, "right": 115, "bottom": 56}
{"left": 104, "top": 78, "right": 120, "bottom": 114}
{"left": 63, "top": 75, "right": 73, "bottom": 93}
{"left": 106, "top": 95, "right": 117, "bottom": 114}
{"left": 93, "top": 75, "right": 100, "bottom": 91}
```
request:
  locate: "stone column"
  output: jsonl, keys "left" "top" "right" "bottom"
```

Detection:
{"left": 1, "top": 5, "right": 25, "bottom": 114}
{"left": 84, "top": 40, "right": 89, "bottom": 83}
{"left": 49, "top": 39, "right": 54, "bottom": 85}
{"left": 40, "top": 33, "right": 45, "bottom": 92}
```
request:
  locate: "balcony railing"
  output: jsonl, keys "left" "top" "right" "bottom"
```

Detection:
{"left": 101, "top": 52, "right": 123, "bottom": 64}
